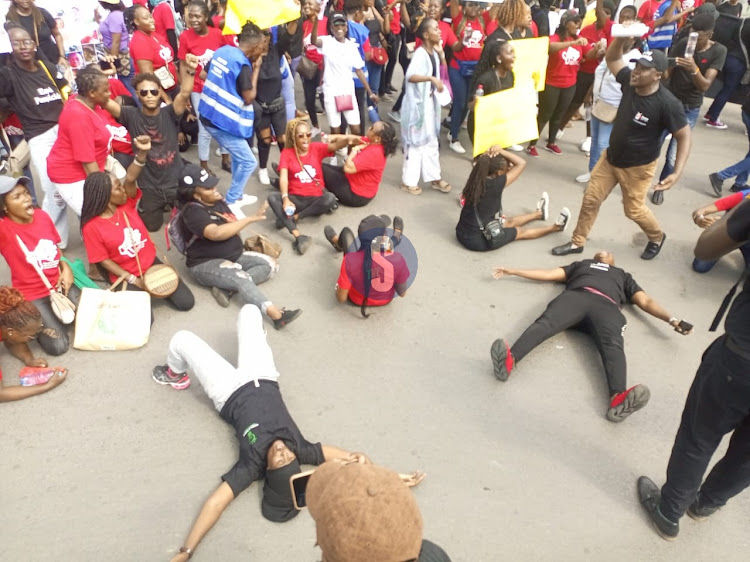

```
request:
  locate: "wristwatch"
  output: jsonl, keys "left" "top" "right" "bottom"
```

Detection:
{"left": 179, "top": 546, "right": 193, "bottom": 559}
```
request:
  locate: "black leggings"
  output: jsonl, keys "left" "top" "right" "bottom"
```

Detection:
{"left": 322, "top": 163, "right": 373, "bottom": 207}
{"left": 531, "top": 84, "right": 576, "bottom": 146}
{"left": 267, "top": 191, "right": 336, "bottom": 233}
{"left": 383, "top": 33, "right": 401, "bottom": 91}
{"left": 30, "top": 285, "right": 81, "bottom": 356}
{"left": 254, "top": 103, "right": 287, "bottom": 169}
{"left": 302, "top": 70, "right": 323, "bottom": 128}
{"left": 511, "top": 290, "right": 627, "bottom": 396}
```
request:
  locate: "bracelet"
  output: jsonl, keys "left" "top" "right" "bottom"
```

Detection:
{"left": 281, "top": 193, "right": 289, "bottom": 199}
{"left": 128, "top": 274, "right": 136, "bottom": 285}
{"left": 133, "top": 159, "right": 146, "bottom": 167}
{"left": 179, "top": 546, "right": 193, "bottom": 559}
{"left": 187, "top": 71, "right": 196, "bottom": 76}
{"left": 668, "top": 317, "right": 678, "bottom": 325}
{"left": 692, "top": 70, "right": 699, "bottom": 76}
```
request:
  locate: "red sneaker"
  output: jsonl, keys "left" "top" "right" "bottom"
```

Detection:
{"left": 607, "top": 384, "right": 650, "bottom": 422}
{"left": 706, "top": 120, "right": 728, "bottom": 130}
{"left": 545, "top": 143, "right": 563, "bottom": 155}
{"left": 490, "top": 339, "right": 514, "bottom": 382}
{"left": 527, "top": 145, "right": 539, "bottom": 157}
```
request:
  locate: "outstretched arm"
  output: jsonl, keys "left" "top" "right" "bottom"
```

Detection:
{"left": 169, "top": 482, "right": 236, "bottom": 562}
{"left": 0, "top": 369, "right": 67, "bottom": 402}
{"left": 123, "top": 135, "right": 152, "bottom": 197}
{"left": 694, "top": 202, "right": 749, "bottom": 261}
{"left": 631, "top": 291, "right": 692, "bottom": 334}
{"left": 492, "top": 266, "right": 567, "bottom": 282}
{"left": 322, "top": 445, "right": 371, "bottom": 464}
{"left": 174, "top": 54, "right": 199, "bottom": 117}
{"left": 606, "top": 36, "right": 628, "bottom": 76}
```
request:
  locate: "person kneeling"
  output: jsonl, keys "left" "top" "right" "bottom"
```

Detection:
{"left": 176, "top": 164, "right": 301, "bottom": 329}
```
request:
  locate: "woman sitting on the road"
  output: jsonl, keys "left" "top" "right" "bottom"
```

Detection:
{"left": 80, "top": 135, "right": 195, "bottom": 311}
{"left": 176, "top": 163, "right": 301, "bottom": 329}
{"left": 456, "top": 146, "right": 571, "bottom": 252}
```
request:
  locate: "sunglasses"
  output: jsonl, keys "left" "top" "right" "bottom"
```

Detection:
{"left": 297, "top": 132, "right": 312, "bottom": 139}
{"left": 139, "top": 88, "right": 160, "bottom": 98}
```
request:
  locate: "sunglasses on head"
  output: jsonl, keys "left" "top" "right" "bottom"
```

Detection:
{"left": 297, "top": 132, "right": 312, "bottom": 139}
{"left": 139, "top": 88, "right": 160, "bottom": 98}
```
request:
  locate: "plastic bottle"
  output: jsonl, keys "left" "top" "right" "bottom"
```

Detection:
{"left": 284, "top": 204, "right": 296, "bottom": 218}
{"left": 368, "top": 105, "right": 381, "bottom": 124}
{"left": 19, "top": 367, "right": 56, "bottom": 386}
{"left": 685, "top": 32, "right": 699, "bottom": 59}
{"left": 476, "top": 84, "right": 484, "bottom": 98}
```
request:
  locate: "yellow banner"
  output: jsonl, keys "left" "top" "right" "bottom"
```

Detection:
{"left": 473, "top": 85, "right": 539, "bottom": 157}
{"left": 510, "top": 37, "right": 549, "bottom": 92}
{"left": 224, "top": 0, "right": 301, "bottom": 35}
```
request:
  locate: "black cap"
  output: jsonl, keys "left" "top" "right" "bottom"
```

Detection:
{"left": 633, "top": 50, "right": 668, "bottom": 72}
{"left": 261, "top": 459, "right": 302, "bottom": 523}
{"left": 692, "top": 13, "right": 717, "bottom": 32}
{"left": 357, "top": 214, "right": 391, "bottom": 242}
{"left": 330, "top": 11, "right": 347, "bottom": 24}
{"left": 179, "top": 162, "right": 219, "bottom": 189}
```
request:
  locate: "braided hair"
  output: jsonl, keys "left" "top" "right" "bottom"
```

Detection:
{"left": 0, "top": 286, "right": 41, "bottom": 333}
{"left": 76, "top": 65, "right": 107, "bottom": 97}
{"left": 496, "top": 0, "right": 527, "bottom": 29}
{"left": 5, "top": 1, "right": 46, "bottom": 39}
{"left": 469, "top": 39, "right": 509, "bottom": 97}
{"left": 238, "top": 20, "right": 263, "bottom": 44}
{"left": 80, "top": 172, "right": 115, "bottom": 230}
{"left": 378, "top": 122, "right": 399, "bottom": 157}
{"left": 283, "top": 117, "right": 310, "bottom": 154}
{"left": 461, "top": 153, "right": 508, "bottom": 208}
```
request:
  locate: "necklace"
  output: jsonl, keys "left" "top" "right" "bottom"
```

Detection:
{"left": 105, "top": 207, "right": 121, "bottom": 226}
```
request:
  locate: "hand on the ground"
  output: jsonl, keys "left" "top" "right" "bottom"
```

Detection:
{"left": 400, "top": 471, "right": 425, "bottom": 487}
{"left": 655, "top": 174, "right": 678, "bottom": 191}
{"left": 133, "top": 135, "right": 151, "bottom": 152}
{"left": 348, "top": 452, "right": 371, "bottom": 464}
{"left": 29, "top": 357, "right": 49, "bottom": 368}
{"left": 492, "top": 267, "right": 510, "bottom": 279}
{"left": 46, "top": 368, "right": 68, "bottom": 389}
{"left": 252, "top": 201, "right": 269, "bottom": 221}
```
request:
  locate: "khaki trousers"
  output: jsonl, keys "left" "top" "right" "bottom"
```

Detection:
{"left": 571, "top": 150, "right": 663, "bottom": 247}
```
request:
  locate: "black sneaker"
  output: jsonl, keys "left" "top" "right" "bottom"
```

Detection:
{"left": 651, "top": 189, "right": 664, "bottom": 205}
{"left": 551, "top": 242, "right": 584, "bottom": 256}
{"left": 607, "top": 384, "right": 650, "bottom": 422}
{"left": 273, "top": 308, "right": 302, "bottom": 330}
{"left": 211, "top": 287, "right": 233, "bottom": 308}
{"left": 324, "top": 225, "right": 341, "bottom": 251}
{"left": 709, "top": 172, "right": 724, "bottom": 197}
{"left": 490, "top": 338, "right": 514, "bottom": 382}
{"left": 687, "top": 493, "right": 720, "bottom": 521}
{"left": 271, "top": 162, "right": 279, "bottom": 176}
{"left": 293, "top": 235, "right": 312, "bottom": 255}
{"left": 637, "top": 476, "right": 679, "bottom": 541}
{"left": 730, "top": 183, "right": 747, "bottom": 193}
{"left": 393, "top": 216, "right": 404, "bottom": 246}
{"left": 641, "top": 233, "right": 666, "bottom": 260}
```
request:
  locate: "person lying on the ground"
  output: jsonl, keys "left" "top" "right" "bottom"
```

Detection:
{"left": 324, "top": 214, "right": 409, "bottom": 317}
{"left": 158, "top": 305, "right": 372, "bottom": 562}
{"left": 490, "top": 251, "right": 692, "bottom": 422}
{"left": 176, "top": 163, "right": 302, "bottom": 328}
{"left": 456, "top": 145, "right": 571, "bottom": 252}
{"left": 691, "top": 190, "right": 750, "bottom": 273}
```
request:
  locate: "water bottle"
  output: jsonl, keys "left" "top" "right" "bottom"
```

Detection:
{"left": 368, "top": 105, "right": 381, "bottom": 124}
{"left": 685, "top": 32, "right": 699, "bottom": 59}
{"left": 19, "top": 367, "right": 56, "bottom": 386}
{"left": 284, "top": 204, "right": 296, "bottom": 218}
{"left": 476, "top": 84, "right": 484, "bottom": 98}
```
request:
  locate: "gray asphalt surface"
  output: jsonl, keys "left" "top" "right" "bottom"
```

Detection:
{"left": 2, "top": 86, "right": 750, "bottom": 562}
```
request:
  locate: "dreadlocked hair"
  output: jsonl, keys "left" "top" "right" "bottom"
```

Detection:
{"left": 461, "top": 153, "right": 509, "bottom": 208}
{"left": 379, "top": 122, "right": 399, "bottom": 157}
{"left": 239, "top": 20, "right": 263, "bottom": 44}
{"left": 0, "top": 286, "right": 41, "bottom": 332}
{"left": 6, "top": 1, "right": 45, "bottom": 39}
{"left": 80, "top": 172, "right": 115, "bottom": 230}
{"left": 496, "top": 0, "right": 527, "bottom": 29}
{"left": 283, "top": 117, "right": 311, "bottom": 152}
{"left": 76, "top": 65, "right": 107, "bottom": 97}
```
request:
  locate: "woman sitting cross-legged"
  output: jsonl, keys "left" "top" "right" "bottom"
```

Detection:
{"left": 176, "top": 163, "right": 301, "bottom": 329}
{"left": 455, "top": 146, "right": 571, "bottom": 252}
{"left": 80, "top": 135, "right": 195, "bottom": 311}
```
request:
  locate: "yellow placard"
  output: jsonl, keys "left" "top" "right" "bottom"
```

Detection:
{"left": 473, "top": 85, "right": 539, "bottom": 157}
{"left": 224, "top": 0, "right": 301, "bottom": 35}
{"left": 509, "top": 37, "right": 549, "bottom": 92}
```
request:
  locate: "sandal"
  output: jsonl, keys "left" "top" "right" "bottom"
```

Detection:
{"left": 401, "top": 184, "right": 422, "bottom": 195}
{"left": 431, "top": 180, "right": 452, "bottom": 193}
{"left": 392, "top": 216, "right": 404, "bottom": 246}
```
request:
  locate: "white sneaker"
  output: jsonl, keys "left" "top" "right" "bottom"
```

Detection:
{"left": 215, "top": 147, "right": 222, "bottom": 157}
{"left": 556, "top": 207, "right": 571, "bottom": 231}
{"left": 228, "top": 203, "right": 246, "bottom": 218}
{"left": 233, "top": 194, "right": 258, "bottom": 208}
{"left": 575, "top": 172, "right": 591, "bottom": 183}
{"left": 311, "top": 127, "right": 321, "bottom": 138}
{"left": 258, "top": 168, "right": 270, "bottom": 185}
{"left": 537, "top": 191, "right": 550, "bottom": 221}
{"left": 507, "top": 144, "right": 524, "bottom": 152}
{"left": 388, "top": 110, "right": 401, "bottom": 123}
{"left": 251, "top": 146, "right": 259, "bottom": 157}
{"left": 555, "top": 130, "right": 565, "bottom": 141}
{"left": 461, "top": 118, "right": 468, "bottom": 130}
{"left": 579, "top": 137, "right": 591, "bottom": 153}
{"left": 449, "top": 140, "right": 466, "bottom": 154}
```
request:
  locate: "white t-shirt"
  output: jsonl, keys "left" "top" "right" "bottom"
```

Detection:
{"left": 319, "top": 35, "right": 364, "bottom": 95}
{"left": 593, "top": 49, "right": 641, "bottom": 106}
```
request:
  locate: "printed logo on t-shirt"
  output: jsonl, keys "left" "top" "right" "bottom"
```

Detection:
{"left": 632, "top": 111, "right": 650, "bottom": 127}
{"left": 561, "top": 46, "right": 582, "bottom": 66}
{"left": 243, "top": 423, "right": 259, "bottom": 445}
{"left": 25, "top": 239, "right": 59, "bottom": 271}
{"left": 34, "top": 86, "right": 62, "bottom": 106}
{"left": 197, "top": 49, "right": 215, "bottom": 69}
{"left": 106, "top": 123, "right": 129, "bottom": 143}
{"left": 462, "top": 26, "right": 484, "bottom": 49}
{"left": 118, "top": 226, "right": 147, "bottom": 258}
{"left": 159, "top": 44, "right": 174, "bottom": 64}
{"left": 294, "top": 164, "right": 318, "bottom": 184}
{"left": 590, "top": 262, "right": 610, "bottom": 272}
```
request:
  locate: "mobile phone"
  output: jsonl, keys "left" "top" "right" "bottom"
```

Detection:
{"left": 290, "top": 469, "right": 315, "bottom": 510}
{"left": 99, "top": 60, "right": 114, "bottom": 71}
{"left": 667, "top": 57, "right": 676, "bottom": 68}
{"left": 678, "top": 320, "right": 693, "bottom": 332}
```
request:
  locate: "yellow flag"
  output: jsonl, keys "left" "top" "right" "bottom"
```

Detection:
{"left": 510, "top": 37, "right": 549, "bottom": 92}
{"left": 473, "top": 85, "right": 539, "bottom": 157}
{"left": 224, "top": 0, "right": 301, "bottom": 35}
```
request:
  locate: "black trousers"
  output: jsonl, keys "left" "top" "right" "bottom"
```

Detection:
{"left": 322, "top": 163, "right": 373, "bottom": 207}
{"left": 30, "top": 285, "right": 81, "bottom": 356}
{"left": 139, "top": 186, "right": 178, "bottom": 231}
{"left": 659, "top": 336, "right": 750, "bottom": 522}
{"left": 301, "top": 70, "right": 322, "bottom": 128}
{"left": 383, "top": 33, "right": 401, "bottom": 91}
{"left": 511, "top": 290, "right": 627, "bottom": 396}
{"left": 267, "top": 190, "right": 336, "bottom": 233}
{"left": 254, "top": 102, "right": 287, "bottom": 169}
{"left": 532, "top": 84, "right": 576, "bottom": 146}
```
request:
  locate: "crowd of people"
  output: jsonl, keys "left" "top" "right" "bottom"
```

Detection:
{"left": 2, "top": 0, "right": 750, "bottom": 559}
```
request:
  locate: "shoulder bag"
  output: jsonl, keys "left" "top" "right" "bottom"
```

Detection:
{"left": 122, "top": 211, "right": 179, "bottom": 298}
{"left": 472, "top": 205, "right": 504, "bottom": 244}
{"left": 1, "top": 128, "right": 30, "bottom": 176}
{"left": 591, "top": 69, "right": 618, "bottom": 123}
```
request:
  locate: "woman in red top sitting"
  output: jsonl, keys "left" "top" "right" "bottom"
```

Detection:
{"left": 129, "top": 4, "right": 178, "bottom": 102}
{"left": 79, "top": 135, "right": 195, "bottom": 312}
{"left": 0, "top": 176, "right": 76, "bottom": 357}
{"left": 527, "top": 10, "right": 593, "bottom": 157}
{"left": 267, "top": 118, "right": 363, "bottom": 255}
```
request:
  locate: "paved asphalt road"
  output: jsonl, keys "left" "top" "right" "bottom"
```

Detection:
{"left": 2, "top": 86, "right": 749, "bottom": 561}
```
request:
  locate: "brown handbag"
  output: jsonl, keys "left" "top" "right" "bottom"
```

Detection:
{"left": 244, "top": 234, "right": 282, "bottom": 259}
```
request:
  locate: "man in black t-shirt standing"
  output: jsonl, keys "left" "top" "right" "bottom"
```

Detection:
{"left": 638, "top": 197, "right": 750, "bottom": 541}
{"left": 490, "top": 251, "right": 692, "bottom": 421}
{"left": 552, "top": 41, "right": 691, "bottom": 260}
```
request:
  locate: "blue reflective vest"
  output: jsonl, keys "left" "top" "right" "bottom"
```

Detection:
{"left": 199, "top": 45, "right": 254, "bottom": 138}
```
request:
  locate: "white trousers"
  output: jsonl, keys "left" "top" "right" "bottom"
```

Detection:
{"left": 166, "top": 305, "right": 280, "bottom": 412}
{"left": 28, "top": 125, "right": 69, "bottom": 248}
{"left": 401, "top": 136, "right": 441, "bottom": 186}
{"left": 54, "top": 179, "right": 85, "bottom": 216}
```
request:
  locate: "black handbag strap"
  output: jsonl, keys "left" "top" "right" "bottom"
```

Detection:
{"left": 472, "top": 205, "right": 486, "bottom": 233}
{"left": 710, "top": 268, "right": 750, "bottom": 332}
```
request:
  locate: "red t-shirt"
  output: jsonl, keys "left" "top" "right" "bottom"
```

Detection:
{"left": 347, "top": 143, "right": 385, "bottom": 198}
{"left": 389, "top": 5, "right": 401, "bottom": 35}
{"left": 107, "top": 77, "right": 131, "bottom": 99}
{"left": 578, "top": 20, "right": 613, "bottom": 74}
{"left": 0, "top": 211, "right": 61, "bottom": 301}
{"left": 153, "top": 2, "right": 176, "bottom": 44}
{"left": 47, "top": 98, "right": 112, "bottom": 184}
{"left": 451, "top": 10, "right": 487, "bottom": 67}
{"left": 337, "top": 249, "right": 409, "bottom": 306}
{"left": 129, "top": 30, "right": 178, "bottom": 81}
{"left": 178, "top": 27, "right": 230, "bottom": 92}
{"left": 82, "top": 190, "right": 157, "bottom": 282}
{"left": 416, "top": 21, "right": 459, "bottom": 49}
{"left": 637, "top": 0, "right": 663, "bottom": 27}
{"left": 545, "top": 34, "right": 587, "bottom": 89}
{"left": 278, "top": 143, "right": 332, "bottom": 197}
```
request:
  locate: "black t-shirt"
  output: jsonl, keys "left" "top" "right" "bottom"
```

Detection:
{"left": 668, "top": 39, "right": 727, "bottom": 108}
{"left": 16, "top": 9, "right": 59, "bottom": 63}
{"left": 607, "top": 67, "right": 687, "bottom": 168}
{"left": 717, "top": 2, "right": 743, "bottom": 18}
{"left": 219, "top": 380, "right": 325, "bottom": 496}
{"left": 118, "top": 105, "right": 182, "bottom": 190}
{"left": 475, "top": 68, "right": 515, "bottom": 96}
{"left": 199, "top": 62, "right": 253, "bottom": 130}
{"left": 182, "top": 200, "right": 244, "bottom": 267}
{"left": 723, "top": 198, "right": 750, "bottom": 352}
{"left": 717, "top": 12, "right": 750, "bottom": 60}
{"left": 418, "top": 540, "right": 452, "bottom": 561}
{"left": 455, "top": 174, "right": 507, "bottom": 243}
{"left": 256, "top": 43, "right": 284, "bottom": 103}
{"left": 0, "top": 60, "right": 66, "bottom": 140}
{"left": 277, "top": 17, "right": 304, "bottom": 58}
{"left": 562, "top": 260, "right": 643, "bottom": 307}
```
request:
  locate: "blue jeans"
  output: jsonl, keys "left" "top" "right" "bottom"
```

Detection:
{"left": 448, "top": 66, "right": 470, "bottom": 141}
{"left": 366, "top": 60, "right": 383, "bottom": 98}
{"left": 282, "top": 70, "right": 296, "bottom": 122}
{"left": 588, "top": 116, "right": 613, "bottom": 172}
{"left": 717, "top": 109, "right": 750, "bottom": 186}
{"left": 659, "top": 105, "right": 700, "bottom": 181}
{"left": 693, "top": 242, "right": 750, "bottom": 272}
{"left": 707, "top": 54, "right": 746, "bottom": 121}
{"left": 188, "top": 252, "right": 274, "bottom": 312}
{"left": 203, "top": 123, "right": 257, "bottom": 204}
